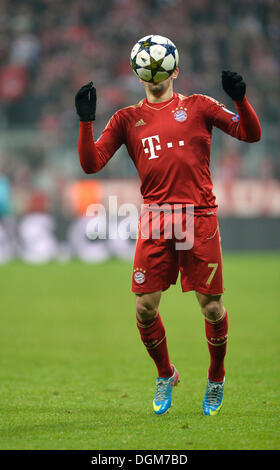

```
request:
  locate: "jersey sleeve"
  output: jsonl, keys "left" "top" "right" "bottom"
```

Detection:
{"left": 200, "top": 95, "right": 261, "bottom": 143}
{"left": 78, "top": 111, "right": 124, "bottom": 174}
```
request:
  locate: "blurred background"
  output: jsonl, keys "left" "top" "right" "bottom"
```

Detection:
{"left": 0, "top": 0, "right": 279, "bottom": 263}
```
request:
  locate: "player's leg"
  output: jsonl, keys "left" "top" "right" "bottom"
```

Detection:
{"left": 135, "top": 291, "right": 179, "bottom": 415}
{"left": 136, "top": 291, "right": 173, "bottom": 378}
{"left": 179, "top": 212, "right": 227, "bottom": 414}
{"left": 132, "top": 210, "right": 180, "bottom": 414}
{"left": 196, "top": 292, "right": 228, "bottom": 415}
{"left": 196, "top": 292, "right": 228, "bottom": 382}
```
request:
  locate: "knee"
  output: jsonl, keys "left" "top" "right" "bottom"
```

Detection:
{"left": 202, "top": 300, "right": 224, "bottom": 323}
{"left": 136, "top": 297, "right": 158, "bottom": 323}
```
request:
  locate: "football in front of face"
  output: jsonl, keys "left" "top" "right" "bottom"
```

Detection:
{"left": 130, "top": 35, "right": 179, "bottom": 84}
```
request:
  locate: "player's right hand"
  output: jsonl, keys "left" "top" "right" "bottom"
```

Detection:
{"left": 75, "top": 82, "right": 97, "bottom": 121}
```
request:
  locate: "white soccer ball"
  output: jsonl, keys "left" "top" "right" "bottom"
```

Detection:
{"left": 130, "top": 35, "right": 179, "bottom": 83}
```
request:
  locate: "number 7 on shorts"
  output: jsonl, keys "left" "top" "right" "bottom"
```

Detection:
{"left": 206, "top": 263, "right": 218, "bottom": 286}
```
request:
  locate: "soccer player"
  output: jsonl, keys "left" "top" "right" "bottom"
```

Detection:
{"left": 75, "top": 41, "right": 261, "bottom": 416}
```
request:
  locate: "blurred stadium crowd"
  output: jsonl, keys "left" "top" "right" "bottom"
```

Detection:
{"left": 0, "top": 0, "right": 279, "bottom": 220}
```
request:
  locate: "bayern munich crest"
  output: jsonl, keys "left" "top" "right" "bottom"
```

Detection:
{"left": 173, "top": 108, "right": 188, "bottom": 122}
{"left": 134, "top": 268, "right": 146, "bottom": 284}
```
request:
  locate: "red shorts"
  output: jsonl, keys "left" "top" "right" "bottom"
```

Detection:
{"left": 131, "top": 206, "right": 224, "bottom": 295}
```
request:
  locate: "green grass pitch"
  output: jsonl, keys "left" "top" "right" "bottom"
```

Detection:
{"left": 0, "top": 253, "right": 279, "bottom": 450}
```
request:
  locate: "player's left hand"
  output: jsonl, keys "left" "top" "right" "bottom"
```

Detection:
{"left": 221, "top": 70, "right": 246, "bottom": 102}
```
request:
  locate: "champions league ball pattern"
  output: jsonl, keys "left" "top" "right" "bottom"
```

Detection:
{"left": 130, "top": 35, "right": 179, "bottom": 84}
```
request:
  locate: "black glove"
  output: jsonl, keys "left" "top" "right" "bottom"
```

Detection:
{"left": 75, "top": 81, "right": 96, "bottom": 121}
{"left": 222, "top": 70, "right": 246, "bottom": 102}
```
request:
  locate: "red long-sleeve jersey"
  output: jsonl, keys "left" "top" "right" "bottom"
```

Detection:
{"left": 78, "top": 93, "right": 261, "bottom": 208}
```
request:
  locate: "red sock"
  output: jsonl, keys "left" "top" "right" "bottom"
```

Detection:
{"left": 137, "top": 312, "right": 173, "bottom": 378}
{"left": 205, "top": 311, "right": 228, "bottom": 382}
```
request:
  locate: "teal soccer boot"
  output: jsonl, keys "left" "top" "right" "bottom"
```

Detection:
{"left": 153, "top": 365, "right": 180, "bottom": 416}
{"left": 203, "top": 377, "right": 225, "bottom": 416}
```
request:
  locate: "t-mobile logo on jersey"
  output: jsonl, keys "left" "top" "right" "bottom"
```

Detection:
{"left": 141, "top": 135, "right": 161, "bottom": 160}
{"left": 141, "top": 135, "right": 185, "bottom": 159}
